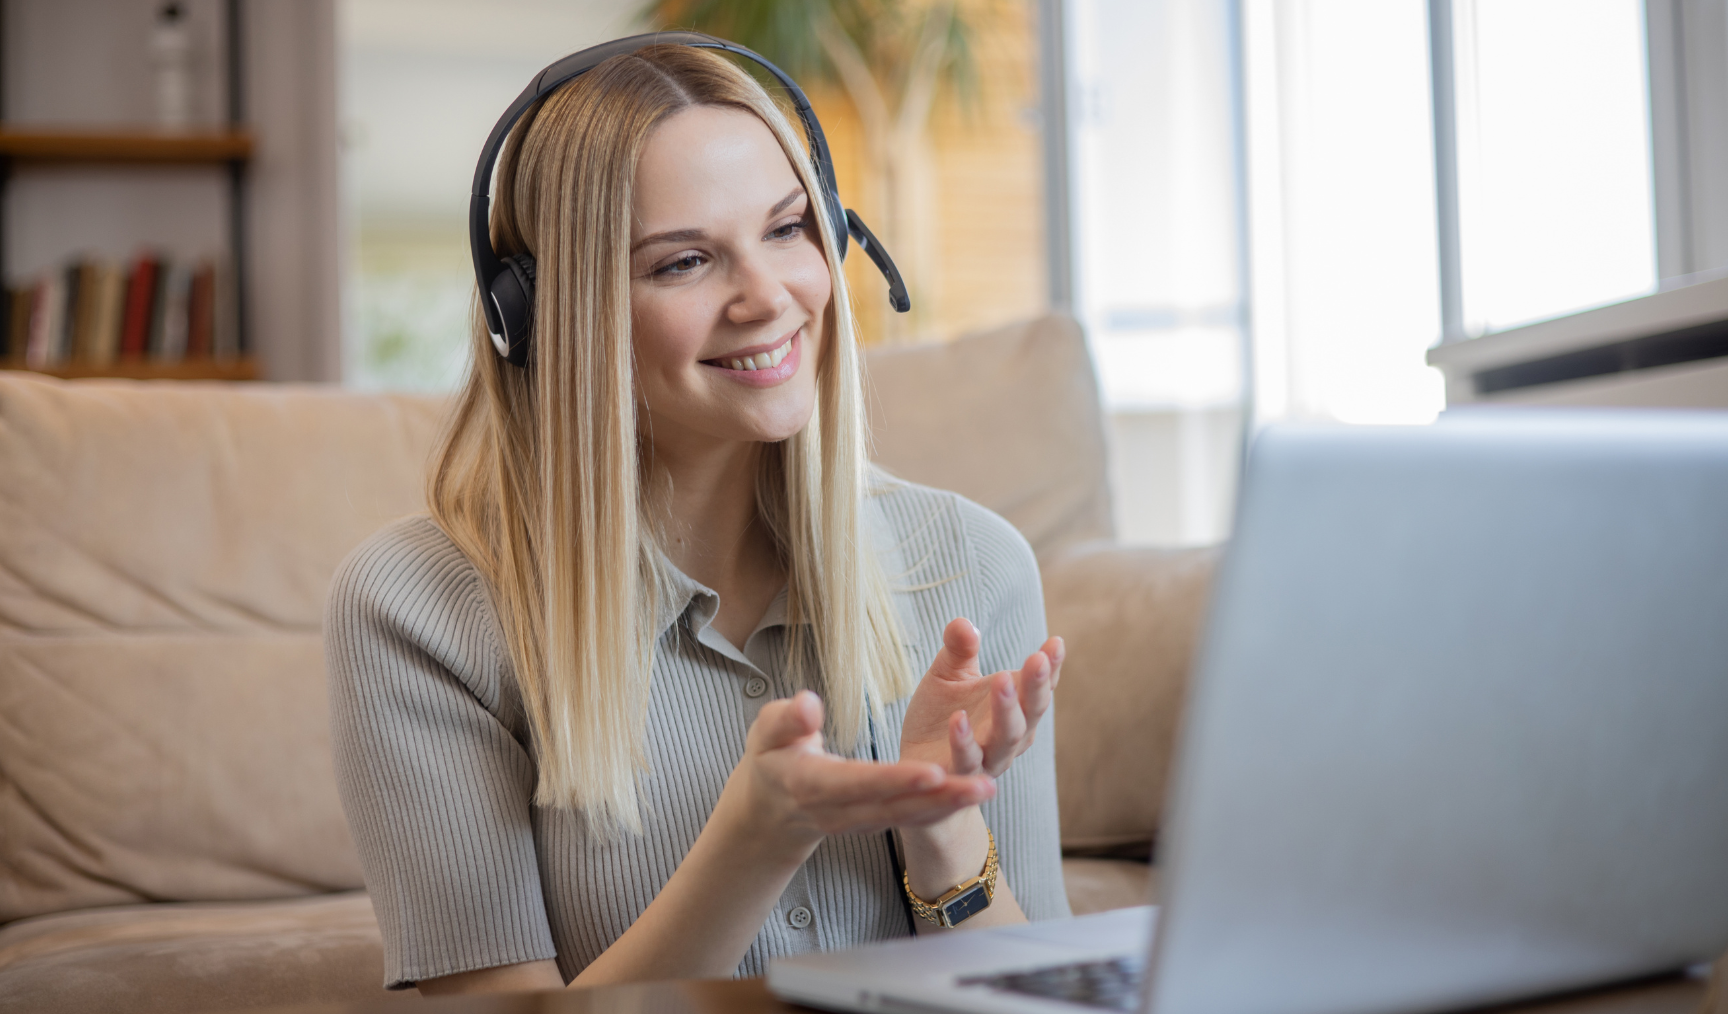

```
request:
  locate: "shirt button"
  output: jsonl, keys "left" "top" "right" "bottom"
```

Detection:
{"left": 744, "top": 676, "right": 768, "bottom": 698}
{"left": 787, "top": 905, "right": 813, "bottom": 929}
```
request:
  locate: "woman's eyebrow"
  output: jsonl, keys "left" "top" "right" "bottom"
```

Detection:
{"left": 630, "top": 188, "right": 808, "bottom": 253}
{"left": 767, "top": 187, "right": 806, "bottom": 218}
{"left": 631, "top": 228, "right": 705, "bottom": 254}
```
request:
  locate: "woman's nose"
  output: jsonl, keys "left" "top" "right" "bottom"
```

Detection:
{"left": 725, "top": 252, "right": 794, "bottom": 325}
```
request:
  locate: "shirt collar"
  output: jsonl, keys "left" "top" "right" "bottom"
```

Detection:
{"left": 650, "top": 553, "right": 796, "bottom": 644}
{"left": 652, "top": 554, "right": 708, "bottom": 641}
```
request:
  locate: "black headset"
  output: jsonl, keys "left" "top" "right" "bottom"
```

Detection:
{"left": 470, "top": 31, "right": 912, "bottom": 368}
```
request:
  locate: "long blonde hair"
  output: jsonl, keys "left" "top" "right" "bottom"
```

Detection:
{"left": 429, "top": 45, "right": 912, "bottom": 833}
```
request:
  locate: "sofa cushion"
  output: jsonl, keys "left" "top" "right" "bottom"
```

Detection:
{"left": 1046, "top": 544, "right": 1217, "bottom": 852}
{"left": 865, "top": 314, "right": 1114, "bottom": 560}
{"left": 0, "top": 375, "right": 445, "bottom": 922}
{"left": 0, "top": 375, "right": 444, "bottom": 635}
{"left": 1061, "top": 858, "right": 1158, "bottom": 916}
{"left": 0, "top": 634, "right": 361, "bottom": 922}
{"left": 0, "top": 891, "right": 383, "bottom": 1014}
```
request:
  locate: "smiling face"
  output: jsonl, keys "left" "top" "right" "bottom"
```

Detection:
{"left": 628, "top": 104, "right": 832, "bottom": 455}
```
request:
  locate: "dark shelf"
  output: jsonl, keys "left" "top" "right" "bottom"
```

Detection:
{"left": 0, "top": 128, "right": 253, "bottom": 164}
{"left": 4, "top": 358, "right": 260, "bottom": 382}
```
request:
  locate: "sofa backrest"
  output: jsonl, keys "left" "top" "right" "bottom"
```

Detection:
{"left": 0, "top": 314, "right": 1116, "bottom": 923}
{"left": 1044, "top": 544, "right": 1217, "bottom": 855}
{"left": 0, "top": 375, "right": 445, "bottom": 923}
{"left": 864, "top": 313, "right": 1115, "bottom": 559}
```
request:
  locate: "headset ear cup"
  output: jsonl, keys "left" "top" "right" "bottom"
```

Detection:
{"left": 512, "top": 253, "right": 537, "bottom": 288}
{"left": 488, "top": 254, "right": 537, "bottom": 366}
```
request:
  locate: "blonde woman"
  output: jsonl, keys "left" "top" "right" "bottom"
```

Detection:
{"left": 325, "top": 41, "right": 1068, "bottom": 996}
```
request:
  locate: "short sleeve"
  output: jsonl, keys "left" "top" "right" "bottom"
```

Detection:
{"left": 954, "top": 499, "right": 1072, "bottom": 921}
{"left": 324, "top": 517, "right": 558, "bottom": 988}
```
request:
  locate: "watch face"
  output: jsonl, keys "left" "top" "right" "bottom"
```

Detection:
{"left": 940, "top": 883, "right": 992, "bottom": 926}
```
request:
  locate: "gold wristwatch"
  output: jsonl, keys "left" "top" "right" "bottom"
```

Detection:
{"left": 902, "top": 829, "right": 999, "bottom": 928}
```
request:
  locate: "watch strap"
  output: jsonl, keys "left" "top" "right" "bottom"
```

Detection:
{"left": 902, "top": 828, "right": 999, "bottom": 928}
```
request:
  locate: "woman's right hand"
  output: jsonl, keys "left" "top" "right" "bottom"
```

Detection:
{"left": 712, "top": 690, "right": 997, "bottom": 864}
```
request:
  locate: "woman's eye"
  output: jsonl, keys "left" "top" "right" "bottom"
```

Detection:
{"left": 768, "top": 219, "right": 806, "bottom": 241}
{"left": 653, "top": 254, "right": 706, "bottom": 278}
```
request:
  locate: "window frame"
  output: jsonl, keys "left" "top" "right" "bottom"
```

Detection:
{"left": 1425, "top": 0, "right": 1728, "bottom": 403}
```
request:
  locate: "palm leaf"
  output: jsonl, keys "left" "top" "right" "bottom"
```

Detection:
{"left": 639, "top": 0, "right": 843, "bottom": 85}
{"left": 639, "top": 0, "right": 990, "bottom": 114}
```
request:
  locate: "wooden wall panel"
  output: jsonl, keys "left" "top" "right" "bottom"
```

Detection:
{"left": 805, "top": 2, "right": 1047, "bottom": 346}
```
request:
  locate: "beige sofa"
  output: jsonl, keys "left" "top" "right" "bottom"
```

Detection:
{"left": 0, "top": 314, "right": 1212, "bottom": 1012}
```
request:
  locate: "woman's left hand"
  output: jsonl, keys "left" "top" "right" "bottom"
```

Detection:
{"left": 898, "top": 620, "right": 1065, "bottom": 779}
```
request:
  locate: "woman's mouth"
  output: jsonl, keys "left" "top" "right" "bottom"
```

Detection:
{"left": 701, "top": 329, "right": 801, "bottom": 386}
{"left": 704, "top": 331, "right": 795, "bottom": 372}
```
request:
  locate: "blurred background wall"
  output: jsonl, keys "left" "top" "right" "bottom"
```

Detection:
{"left": 7, "top": 0, "right": 1718, "bottom": 546}
{"left": 341, "top": 0, "right": 633, "bottom": 390}
{"left": 340, "top": 0, "right": 1048, "bottom": 387}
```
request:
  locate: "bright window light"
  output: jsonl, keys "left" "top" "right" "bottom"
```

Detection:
{"left": 1067, "top": 0, "right": 1248, "bottom": 546}
{"left": 1453, "top": 0, "right": 1657, "bottom": 333}
{"left": 1243, "top": 0, "right": 1445, "bottom": 426}
{"left": 1068, "top": 0, "right": 1246, "bottom": 413}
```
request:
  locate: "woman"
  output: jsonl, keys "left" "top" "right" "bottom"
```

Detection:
{"left": 325, "top": 43, "right": 1068, "bottom": 995}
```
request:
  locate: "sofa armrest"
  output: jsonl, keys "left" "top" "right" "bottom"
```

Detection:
{"left": 1044, "top": 543, "right": 1219, "bottom": 854}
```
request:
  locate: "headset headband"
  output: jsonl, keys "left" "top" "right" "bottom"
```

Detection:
{"left": 469, "top": 31, "right": 910, "bottom": 366}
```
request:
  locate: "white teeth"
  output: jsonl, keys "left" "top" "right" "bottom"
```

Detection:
{"left": 717, "top": 338, "right": 792, "bottom": 372}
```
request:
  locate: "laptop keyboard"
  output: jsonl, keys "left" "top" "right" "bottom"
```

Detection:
{"left": 957, "top": 956, "right": 1145, "bottom": 1010}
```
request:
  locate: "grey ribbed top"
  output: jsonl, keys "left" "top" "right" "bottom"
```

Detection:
{"left": 324, "top": 479, "right": 1068, "bottom": 989}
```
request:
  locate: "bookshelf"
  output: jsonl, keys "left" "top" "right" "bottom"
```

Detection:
{"left": 0, "top": 129, "right": 254, "bottom": 164}
{"left": 0, "top": 0, "right": 255, "bottom": 381}
{"left": 5, "top": 358, "right": 258, "bottom": 382}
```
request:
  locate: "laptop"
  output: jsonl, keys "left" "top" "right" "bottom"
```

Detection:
{"left": 770, "top": 410, "right": 1728, "bottom": 1014}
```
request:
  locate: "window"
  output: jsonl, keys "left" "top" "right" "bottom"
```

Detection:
{"left": 1444, "top": 0, "right": 1657, "bottom": 336}
{"left": 339, "top": 0, "right": 634, "bottom": 390}
{"left": 1066, "top": 0, "right": 1248, "bottom": 545}
{"left": 1243, "top": 0, "right": 1445, "bottom": 426}
{"left": 1426, "top": 0, "right": 1728, "bottom": 404}
{"left": 1058, "top": 0, "right": 1706, "bottom": 542}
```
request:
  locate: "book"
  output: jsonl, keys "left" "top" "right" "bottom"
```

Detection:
{"left": 213, "top": 257, "right": 238, "bottom": 359}
{"left": 146, "top": 256, "right": 172, "bottom": 359}
{"left": 7, "top": 286, "right": 30, "bottom": 362}
{"left": 89, "top": 262, "right": 126, "bottom": 365}
{"left": 120, "top": 254, "right": 159, "bottom": 358}
{"left": 186, "top": 260, "right": 215, "bottom": 359}
{"left": 9, "top": 252, "right": 238, "bottom": 373}
{"left": 27, "top": 274, "right": 63, "bottom": 368}
{"left": 56, "top": 262, "right": 82, "bottom": 365}
{"left": 12, "top": 287, "right": 31, "bottom": 361}
{"left": 157, "top": 261, "right": 192, "bottom": 362}
{"left": 71, "top": 260, "right": 102, "bottom": 361}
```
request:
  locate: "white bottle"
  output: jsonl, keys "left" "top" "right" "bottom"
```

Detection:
{"left": 151, "top": 3, "right": 194, "bottom": 130}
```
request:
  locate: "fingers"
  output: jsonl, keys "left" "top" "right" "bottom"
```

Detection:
{"left": 927, "top": 618, "right": 983, "bottom": 683}
{"left": 1014, "top": 647, "right": 1056, "bottom": 740}
{"left": 783, "top": 753, "right": 945, "bottom": 806}
{"left": 750, "top": 690, "right": 824, "bottom": 753}
{"left": 949, "top": 710, "right": 983, "bottom": 775}
{"left": 819, "top": 775, "right": 998, "bottom": 835}
{"left": 771, "top": 749, "right": 994, "bottom": 835}
{"left": 981, "top": 670, "right": 1027, "bottom": 775}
